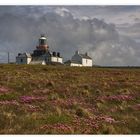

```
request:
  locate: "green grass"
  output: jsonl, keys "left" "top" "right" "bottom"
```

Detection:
{"left": 0, "top": 64, "right": 139, "bottom": 134}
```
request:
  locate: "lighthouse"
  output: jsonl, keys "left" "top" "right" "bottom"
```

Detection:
{"left": 36, "top": 34, "right": 49, "bottom": 51}
{"left": 33, "top": 34, "right": 49, "bottom": 57}
{"left": 16, "top": 34, "right": 63, "bottom": 65}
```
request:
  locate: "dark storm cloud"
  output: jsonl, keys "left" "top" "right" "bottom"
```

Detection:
{"left": 0, "top": 6, "right": 139, "bottom": 66}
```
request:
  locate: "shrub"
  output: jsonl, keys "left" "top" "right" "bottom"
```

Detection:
{"left": 45, "top": 114, "right": 72, "bottom": 124}
{"left": 75, "top": 106, "right": 91, "bottom": 118}
{"left": 95, "top": 89, "right": 102, "bottom": 95}
{"left": 47, "top": 81, "right": 55, "bottom": 87}
{"left": 55, "top": 107, "right": 62, "bottom": 116}
{"left": 49, "top": 93, "right": 60, "bottom": 100}
{"left": 81, "top": 89, "right": 90, "bottom": 97}
{"left": 101, "top": 124, "right": 116, "bottom": 134}
{"left": 0, "top": 93, "right": 18, "bottom": 100}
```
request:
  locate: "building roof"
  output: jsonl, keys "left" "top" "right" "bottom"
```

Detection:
{"left": 64, "top": 60, "right": 82, "bottom": 64}
{"left": 64, "top": 60, "right": 71, "bottom": 64}
{"left": 25, "top": 53, "right": 32, "bottom": 58}
{"left": 17, "top": 53, "right": 32, "bottom": 58}
{"left": 79, "top": 54, "right": 92, "bottom": 59}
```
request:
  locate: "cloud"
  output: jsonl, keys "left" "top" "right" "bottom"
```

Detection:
{"left": 55, "top": 7, "right": 71, "bottom": 17}
{"left": 0, "top": 6, "right": 139, "bottom": 66}
{"left": 117, "top": 22, "right": 140, "bottom": 41}
{"left": 64, "top": 6, "right": 140, "bottom": 25}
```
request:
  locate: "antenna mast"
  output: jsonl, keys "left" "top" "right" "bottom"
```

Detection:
{"left": 8, "top": 52, "right": 10, "bottom": 64}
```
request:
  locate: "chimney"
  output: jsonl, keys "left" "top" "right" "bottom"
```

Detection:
{"left": 85, "top": 52, "right": 88, "bottom": 56}
{"left": 57, "top": 52, "right": 60, "bottom": 57}
{"left": 75, "top": 50, "right": 79, "bottom": 55}
{"left": 53, "top": 52, "right": 56, "bottom": 57}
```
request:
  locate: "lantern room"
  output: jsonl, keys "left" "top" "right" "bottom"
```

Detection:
{"left": 36, "top": 34, "right": 49, "bottom": 50}
{"left": 39, "top": 34, "right": 47, "bottom": 45}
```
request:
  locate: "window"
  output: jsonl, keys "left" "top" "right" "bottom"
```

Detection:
{"left": 20, "top": 58, "right": 23, "bottom": 63}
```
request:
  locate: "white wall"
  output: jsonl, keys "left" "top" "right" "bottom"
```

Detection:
{"left": 27, "top": 57, "right": 32, "bottom": 64}
{"left": 51, "top": 57, "right": 63, "bottom": 63}
{"left": 82, "top": 58, "right": 92, "bottom": 67}
{"left": 57, "top": 57, "right": 63, "bottom": 63}
{"left": 51, "top": 57, "right": 57, "bottom": 62}
{"left": 71, "top": 63, "right": 82, "bottom": 67}
{"left": 42, "top": 61, "right": 46, "bottom": 65}
{"left": 71, "top": 53, "right": 92, "bottom": 67}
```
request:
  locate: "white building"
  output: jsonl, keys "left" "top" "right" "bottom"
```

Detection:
{"left": 65, "top": 51, "right": 93, "bottom": 67}
{"left": 16, "top": 35, "right": 63, "bottom": 65}
{"left": 45, "top": 51, "right": 63, "bottom": 64}
{"left": 16, "top": 53, "right": 32, "bottom": 64}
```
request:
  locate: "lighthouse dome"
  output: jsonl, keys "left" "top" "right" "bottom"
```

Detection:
{"left": 39, "top": 34, "right": 47, "bottom": 39}
{"left": 39, "top": 34, "right": 47, "bottom": 46}
{"left": 39, "top": 37, "right": 47, "bottom": 39}
{"left": 39, "top": 36, "right": 47, "bottom": 40}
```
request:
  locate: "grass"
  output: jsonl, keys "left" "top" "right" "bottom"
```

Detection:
{"left": 0, "top": 64, "right": 139, "bottom": 134}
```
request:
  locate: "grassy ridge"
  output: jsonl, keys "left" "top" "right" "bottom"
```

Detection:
{"left": 0, "top": 64, "right": 139, "bottom": 134}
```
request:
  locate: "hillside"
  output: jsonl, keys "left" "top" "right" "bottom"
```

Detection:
{"left": 0, "top": 64, "right": 139, "bottom": 134}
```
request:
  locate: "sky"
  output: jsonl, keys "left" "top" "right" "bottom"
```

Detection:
{"left": 0, "top": 6, "right": 140, "bottom": 66}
